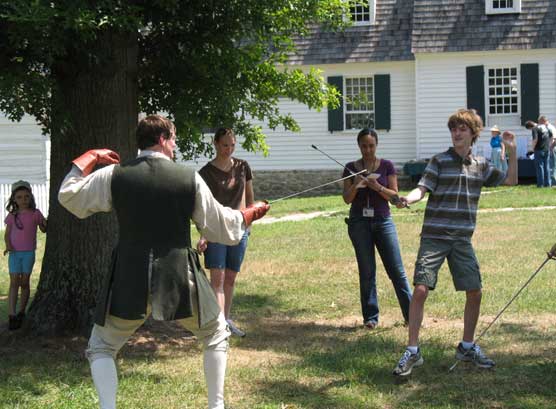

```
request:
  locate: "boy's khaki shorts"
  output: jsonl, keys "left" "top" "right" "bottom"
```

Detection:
{"left": 413, "top": 237, "right": 482, "bottom": 291}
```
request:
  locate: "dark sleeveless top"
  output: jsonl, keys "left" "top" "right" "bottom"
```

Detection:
{"left": 94, "top": 156, "right": 219, "bottom": 326}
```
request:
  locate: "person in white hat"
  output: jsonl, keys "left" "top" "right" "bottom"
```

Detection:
{"left": 489, "top": 125, "right": 507, "bottom": 172}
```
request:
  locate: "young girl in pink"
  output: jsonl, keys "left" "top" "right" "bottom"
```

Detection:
{"left": 3, "top": 181, "right": 47, "bottom": 330}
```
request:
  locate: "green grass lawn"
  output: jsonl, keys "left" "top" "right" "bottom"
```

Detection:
{"left": 1, "top": 184, "right": 556, "bottom": 408}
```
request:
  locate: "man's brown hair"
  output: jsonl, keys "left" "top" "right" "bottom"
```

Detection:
{"left": 447, "top": 109, "right": 484, "bottom": 144}
{"left": 136, "top": 115, "right": 175, "bottom": 150}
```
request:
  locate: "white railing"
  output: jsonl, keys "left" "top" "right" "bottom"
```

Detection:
{"left": 0, "top": 183, "right": 50, "bottom": 227}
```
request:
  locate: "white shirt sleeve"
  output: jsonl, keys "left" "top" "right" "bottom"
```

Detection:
{"left": 192, "top": 173, "right": 246, "bottom": 245}
{"left": 58, "top": 165, "right": 115, "bottom": 219}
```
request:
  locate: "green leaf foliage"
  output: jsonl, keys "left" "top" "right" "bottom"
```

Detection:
{"left": 0, "top": 0, "right": 348, "bottom": 158}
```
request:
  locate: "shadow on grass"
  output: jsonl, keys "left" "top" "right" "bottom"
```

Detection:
{"left": 233, "top": 293, "right": 312, "bottom": 319}
{"left": 2, "top": 313, "right": 556, "bottom": 409}
{"left": 233, "top": 317, "right": 556, "bottom": 409}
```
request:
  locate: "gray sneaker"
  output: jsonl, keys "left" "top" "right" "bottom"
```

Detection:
{"left": 455, "top": 343, "right": 495, "bottom": 368}
{"left": 392, "top": 348, "right": 424, "bottom": 376}
{"left": 227, "top": 319, "right": 246, "bottom": 338}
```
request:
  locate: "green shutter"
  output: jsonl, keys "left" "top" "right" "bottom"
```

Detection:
{"left": 466, "top": 65, "right": 485, "bottom": 123}
{"left": 327, "top": 76, "right": 343, "bottom": 132}
{"left": 520, "top": 63, "right": 539, "bottom": 126}
{"left": 374, "top": 74, "right": 391, "bottom": 130}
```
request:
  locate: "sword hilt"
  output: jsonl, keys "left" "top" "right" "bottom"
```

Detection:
{"left": 390, "top": 194, "right": 410, "bottom": 209}
{"left": 548, "top": 243, "right": 556, "bottom": 260}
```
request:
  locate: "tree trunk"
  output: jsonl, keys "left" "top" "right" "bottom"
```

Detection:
{"left": 27, "top": 31, "right": 138, "bottom": 335}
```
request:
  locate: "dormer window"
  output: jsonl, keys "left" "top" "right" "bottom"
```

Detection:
{"left": 350, "top": 1, "right": 375, "bottom": 25}
{"left": 486, "top": 0, "right": 521, "bottom": 15}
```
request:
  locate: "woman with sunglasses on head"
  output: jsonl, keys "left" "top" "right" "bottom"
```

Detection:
{"left": 3, "top": 180, "right": 47, "bottom": 330}
{"left": 343, "top": 128, "right": 412, "bottom": 330}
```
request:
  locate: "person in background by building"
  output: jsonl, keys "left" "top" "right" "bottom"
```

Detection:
{"left": 539, "top": 116, "right": 556, "bottom": 185}
{"left": 342, "top": 128, "right": 412, "bottom": 330}
{"left": 196, "top": 128, "right": 254, "bottom": 338}
{"left": 392, "top": 109, "right": 516, "bottom": 377}
{"left": 3, "top": 180, "right": 47, "bottom": 330}
{"left": 58, "top": 115, "right": 270, "bottom": 409}
{"left": 489, "top": 125, "right": 507, "bottom": 172}
{"left": 525, "top": 119, "right": 552, "bottom": 187}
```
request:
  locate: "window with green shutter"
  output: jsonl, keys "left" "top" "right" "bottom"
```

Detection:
{"left": 328, "top": 74, "right": 391, "bottom": 132}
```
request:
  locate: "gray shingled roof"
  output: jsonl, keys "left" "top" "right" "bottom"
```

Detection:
{"left": 286, "top": 0, "right": 414, "bottom": 65}
{"left": 412, "top": 0, "right": 556, "bottom": 53}
{"left": 287, "top": 0, "right": 556, "bottom": 65}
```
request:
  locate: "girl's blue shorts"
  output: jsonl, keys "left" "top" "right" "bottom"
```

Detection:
{"left": 204, "top": 230, "right": 250, "bottom": 272}
{"left": 8, "top": 251, "right": 36, "bottom": 274}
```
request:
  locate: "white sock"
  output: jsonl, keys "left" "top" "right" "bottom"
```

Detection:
{"left": 203, "top": 339, "right": 228, "bottom": 409}
{"left": 461, "top": 340, "right": 474, "bottom": 350}
{"left": 407, "top": 346, "right": 419, "bottom": 354}
{"left": 90, "top": 357, "right": 118, "bottom": 409}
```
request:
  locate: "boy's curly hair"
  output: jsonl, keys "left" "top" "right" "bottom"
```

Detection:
{"left": 447, "top": 109, "right": 484, "bottom": 145}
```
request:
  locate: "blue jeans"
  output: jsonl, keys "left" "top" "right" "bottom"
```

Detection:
{"left": 490, "top": 147, "right": 507, "bottom": 172}
{"left": 550, "top": 147, "right": 556, "bottom": 185}
{"left": 534, "top": 150, "right": 551, "bottom": 187}
{"left": 346, "top": 215, "right": 412, "bottom": 324}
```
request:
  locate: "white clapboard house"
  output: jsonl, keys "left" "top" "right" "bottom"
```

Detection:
{"left": 190, "top": 0, "right": 556, "bottom": 180}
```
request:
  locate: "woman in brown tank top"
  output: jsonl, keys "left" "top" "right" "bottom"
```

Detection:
{"left": 197, "top": 128, "right": 254, "bottom": 337}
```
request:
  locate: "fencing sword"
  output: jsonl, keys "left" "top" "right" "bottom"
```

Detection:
{"left": 310, "top": 144, "right": 409, "bottom": 208}
{"left": 311, "top": 144, "right": 358, "bottom": 176}
{"left": 268, "top": 169, "right": 367, "bottom": 204}
{"left": 448, "top": 242, "right": 556, "bottom": 372}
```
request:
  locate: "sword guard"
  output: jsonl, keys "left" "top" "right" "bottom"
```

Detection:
{"left": 548, "top": 243, "right": 556, "bottom": 260}
{"left": 390, "top": 194, "right": 410, "bottom": 209}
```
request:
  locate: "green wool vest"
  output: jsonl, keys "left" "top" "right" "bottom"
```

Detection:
{"left": 94, "top": 156, "right": 219, "bottom": 326}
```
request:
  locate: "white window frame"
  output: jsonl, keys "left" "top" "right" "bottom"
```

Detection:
{"left": 349, "top": 0, "right": 376, "bottom": 26}
{"left": 344, "top": 76, "right": 375, "bottom": 130}
{"left": 485, "top": 0, "right": 521, "bottom": 15}
{"left": 485, "top": 66, "right": 521, "bottom": 128}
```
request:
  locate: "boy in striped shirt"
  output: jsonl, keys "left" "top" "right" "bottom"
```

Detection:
{"left": 393, "top": 109, "right": 515, "bottom": 376}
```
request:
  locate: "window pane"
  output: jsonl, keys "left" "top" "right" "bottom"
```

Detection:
{"left": 487, "top": 66, "right": 519, "bottom": 117}
{"left": 345, "top": 76, "right": 374, "bottom": 128}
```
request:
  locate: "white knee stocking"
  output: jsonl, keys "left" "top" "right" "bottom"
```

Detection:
{"left": 203, "top": 338, "right": 228, "bottom": 409}
{"left": 90, "top": 357, "right": 118, "bottom": 409}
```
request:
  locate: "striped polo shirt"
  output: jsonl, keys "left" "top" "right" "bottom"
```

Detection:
{"left": 418, "top": 148, "right": 506, "bottom": 240}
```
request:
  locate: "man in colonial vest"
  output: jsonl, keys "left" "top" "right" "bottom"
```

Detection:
{"left": 58, "top": 115, "right": 270, "bottom": 409}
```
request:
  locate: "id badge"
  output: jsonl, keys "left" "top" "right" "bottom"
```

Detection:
{"left": 362, "top": 207, "right": 374, "bottom": 217}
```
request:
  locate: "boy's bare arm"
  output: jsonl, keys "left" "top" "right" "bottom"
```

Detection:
{"left": 397, "top": 186, "right": 427, "bottom": 208}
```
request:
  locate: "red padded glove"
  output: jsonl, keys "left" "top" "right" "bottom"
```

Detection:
{"left": 240, "top": 201, "right": 270, "bottom": 226}
{"left": 72, "top": 149, "right": 120, "bottom": 176}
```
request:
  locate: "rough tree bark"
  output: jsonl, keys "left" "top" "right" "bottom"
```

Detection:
{"left": 27, "top": 31, "right": 138, "bottom": 335}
